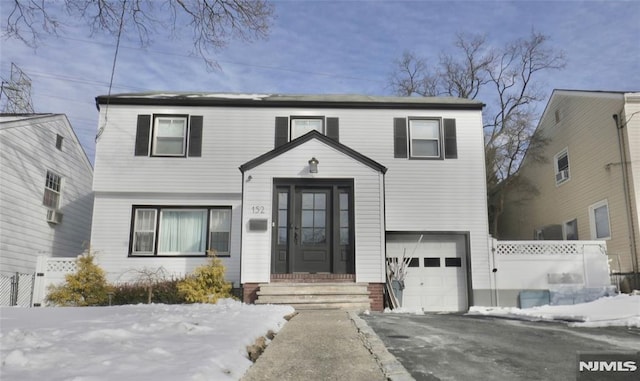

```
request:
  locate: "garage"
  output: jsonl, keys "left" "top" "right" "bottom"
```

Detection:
{"left": 386, "top": 233, "right": 469, "bottom": 312}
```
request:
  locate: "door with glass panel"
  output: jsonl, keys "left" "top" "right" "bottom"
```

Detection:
{"left": 272, "top": 181, "right": 353, "bottom": 274}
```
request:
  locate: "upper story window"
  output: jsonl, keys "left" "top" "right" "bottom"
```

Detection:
{"left": 274, "top": 116, "right": 339, "bottom": 148}
{"left": 135, "top": 114, "right": 203, "bottom": 157}
{"left": 153, "top": 116, "right": 187, "bottom": 156}
{"left": 393, "top": 117, "right": 457, "bottom": 159}
{"left": 43, "top": 170, "right": 62, "bottom": 209}
{"left": 291, "top": 118, "right": 324, "bottom": 140}
{"left": 554, "top": 148, "right": 570, "bottom": 185}
{"left": 55, "top": 134, "right": 63, "bottom": 150}
{"left": 589, "top": 199, "right": 611, "bottom": 240}
{"left": 409, "top": 119, "right": 441, "bottom": 158}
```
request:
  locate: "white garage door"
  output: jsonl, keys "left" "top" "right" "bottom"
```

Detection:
{"left": 387, "top": 233, "right": 468, "bottom": 312}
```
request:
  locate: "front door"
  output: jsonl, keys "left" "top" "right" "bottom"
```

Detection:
{"left": 294, "top": 189, "right": 331, "bottom": 272}
{"left": 272, "top": 179, "right": 354, "bottom": 274}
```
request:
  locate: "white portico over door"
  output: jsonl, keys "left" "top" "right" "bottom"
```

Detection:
{"left": 239, "top": 131, "right": 387, "bottom": 285}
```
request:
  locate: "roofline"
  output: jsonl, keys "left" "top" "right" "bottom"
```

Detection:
{"left": 0, "top": 113, "right": 93, "bottom": 172}
{"left": 95, "top": 94, "right": 485, "bottom": 111}
{"left": 239, "top": 130, "right": 387, "bottom": 174}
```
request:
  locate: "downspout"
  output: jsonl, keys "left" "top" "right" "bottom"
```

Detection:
{"left": 613, "top": 114, "right": 639, "bottom": 288}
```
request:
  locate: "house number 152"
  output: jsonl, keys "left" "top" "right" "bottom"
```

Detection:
{"left": 251, "top": 206, "right": 265, "bottom": 214}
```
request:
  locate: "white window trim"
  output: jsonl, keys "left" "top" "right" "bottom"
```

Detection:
{"left": 588, "top": 199, "right": 611, "bottom": 240}
{"left": 554, "top": 147, "right": 570, "bottom": 185}
{"left": 409, "top": 118, "right": 442, "bottom": 159}
{"left": 43, "top": 170, "right": 62, "bottom": 210}
{"left": 132, "top": 209, "right": 157, "bottom": 255}
{"left": 152, "top": 116, "right": 188, "bottom": 157}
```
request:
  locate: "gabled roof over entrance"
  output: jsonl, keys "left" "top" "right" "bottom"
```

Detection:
{"left": 239, "top": 130, "right": 387, "bottom": 174}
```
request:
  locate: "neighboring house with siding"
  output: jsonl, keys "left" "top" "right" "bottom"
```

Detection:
{"left": 499, "top": 90, "right": 640, "bottom": 290}
{"left": 0, "top": 114, "right": 94, "bottom": 276}
{"left": 90, "top": 93, "right": 492, "bottom": 312}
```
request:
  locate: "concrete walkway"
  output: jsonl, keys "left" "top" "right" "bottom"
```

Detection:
{"left": 241, "top": 310, "right": 391, "bottom": 381}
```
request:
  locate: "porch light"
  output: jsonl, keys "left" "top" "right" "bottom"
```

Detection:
{"left": 308, "top": 157, "right": 319, "bottom": 173}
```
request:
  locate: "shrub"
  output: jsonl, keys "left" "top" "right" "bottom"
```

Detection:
{"left": 177, "top": 255, "right": 233, "bottom": 303}
{"left": 111, "top": 278, "right": 186, "bottom": 305}
{"left": 46, "top": 254, "right": 113, "bottom": 306}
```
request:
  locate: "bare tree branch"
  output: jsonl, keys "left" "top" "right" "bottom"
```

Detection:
{"left": 388, "top": 30, "right": 565, "bottom": 236}
{"left": 3, "top": 0, "right": 275, "bottom": 68}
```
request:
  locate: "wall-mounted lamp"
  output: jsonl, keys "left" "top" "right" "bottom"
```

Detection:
{"left": 308, "top": 157, "right": 319, "bottom": 173}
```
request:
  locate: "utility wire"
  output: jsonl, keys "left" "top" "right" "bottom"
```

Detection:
{"left": 96, "top": 0, "right": 127, "bottom": 142}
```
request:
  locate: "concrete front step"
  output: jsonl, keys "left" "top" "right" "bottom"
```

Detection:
{"left": 257, "top": 283, "right": 369, "bottom": 295}
{"left": 256, "top": 294, "right": 371, "bottom": 304}
{"left": 255, "top": 282, "right": 372, "bottom": 312}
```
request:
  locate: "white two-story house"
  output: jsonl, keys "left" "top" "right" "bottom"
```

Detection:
{"left": 90, "top": 93, "right": 492, "bottom": 312}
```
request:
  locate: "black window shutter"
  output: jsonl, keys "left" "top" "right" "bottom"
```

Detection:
{"left": 275, "top": 117, "right": 289, "bottom": 148}
{"left": 326, "top": 117, "right": 339, "bottom": 142}
{"left": 444, "top": 118, "right": 458, "bottom": 159}
{"left": 188, "top": 115, "right": 203, "bottom": 157}
{"left": 135, "top": 115, "right": 151, "bottom": 156}
{"left": 393, "top": 118, "right": 408, "bottom": 158}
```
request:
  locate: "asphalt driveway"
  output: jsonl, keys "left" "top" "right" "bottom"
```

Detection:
{"left": 362, "top": 313, "right": 640, "bottom": 381}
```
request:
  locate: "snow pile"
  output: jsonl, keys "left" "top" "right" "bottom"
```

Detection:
{"left": 468, "top": 294, "right": 640, "bottom": 328}
{"left": 1, "top": 300, "right": 294, "bottom": 381}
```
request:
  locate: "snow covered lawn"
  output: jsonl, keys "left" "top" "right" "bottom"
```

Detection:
{"left": 468, "top": 294, "right": 640, "bottom": 328}
{"left": 1, "top": 300, "right": 294, "bottom": 381}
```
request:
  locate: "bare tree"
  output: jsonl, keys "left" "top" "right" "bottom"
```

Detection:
{"left": 3, "top": 0, "right": 274, "bottom": 68}
{"left": 389, "top": 31, "right": 565, "bottom": 236}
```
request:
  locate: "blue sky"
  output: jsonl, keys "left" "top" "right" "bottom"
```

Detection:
{"left": 1, "top": 0, "right": 639, "bottom": 163}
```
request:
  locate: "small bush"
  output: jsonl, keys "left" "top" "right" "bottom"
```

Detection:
{"left": 177, "top": 255, "right": 233, "bottom": 303}
{"left": 47, "top": 254, "right": 113, "bottom": 306}
{"left": 112, "top": 278, "right": 186, "bottom": 305}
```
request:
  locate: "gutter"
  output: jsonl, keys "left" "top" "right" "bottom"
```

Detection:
{"left": 613, "top": 113, "right": 639, "bottom": 287}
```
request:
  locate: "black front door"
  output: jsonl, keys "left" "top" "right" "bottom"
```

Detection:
{"left": 272, "top": 179, "right": 354, "bottom": 274}
{"left": 294, "top": 188, "right": 331, "bottom": 272}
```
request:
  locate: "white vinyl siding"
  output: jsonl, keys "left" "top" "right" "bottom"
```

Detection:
{"left": 91, "top": 195, "right": 241, "bottom": 286}
{"left": 93, "top": 103, "right": 489, "bottom": 290}
{"left": 0, "top": 115, "right": 93, "bottom": 276}
{"left": 241, "top": 139, "right": 386, "bottom": 284}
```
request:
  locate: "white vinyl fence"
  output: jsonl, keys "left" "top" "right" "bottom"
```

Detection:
{"left": 31, "top": 256, "right": 78, "bottom": 307}
{"left": 490, "top": 239, "right": 615, "bottom": 307}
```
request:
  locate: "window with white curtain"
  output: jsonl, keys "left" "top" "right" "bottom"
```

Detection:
{"left": 130, "top": 206, "right": 232, "bottom": 256}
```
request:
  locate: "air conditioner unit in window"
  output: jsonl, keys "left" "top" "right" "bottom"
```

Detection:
{"left": 47, "top": 209, "right": 63, "bottom": 224}
{"left": 555, "top": 169, "right": 569, "bottom": 183}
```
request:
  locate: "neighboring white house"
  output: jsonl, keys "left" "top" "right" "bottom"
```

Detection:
{"left": 90, "top": 93, "right": 492, "bottom": 312}
{"left": 0, "top": 114, "right": 94, "bottom": 276}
